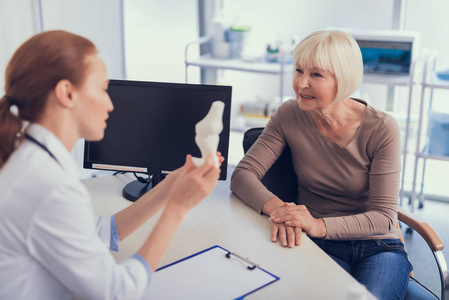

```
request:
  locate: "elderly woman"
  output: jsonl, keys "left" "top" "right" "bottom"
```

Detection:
{"left": 231, "top": 30, "right": 412, "bottom": 300}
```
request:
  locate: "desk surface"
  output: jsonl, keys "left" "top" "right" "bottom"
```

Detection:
{"left": 83, "top": 173, "right": 375, "bottom": 300}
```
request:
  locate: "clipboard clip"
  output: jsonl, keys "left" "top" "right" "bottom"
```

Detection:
{"left": 225, "top": 251, "right": 259, "bottom": 270}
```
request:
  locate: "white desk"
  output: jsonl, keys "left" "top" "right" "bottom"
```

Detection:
{"left": 84, "top": 173, "right": 375, "bottom": 299}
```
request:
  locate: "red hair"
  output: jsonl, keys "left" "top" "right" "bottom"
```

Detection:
{"left": 0, "top": 30, "right": 97, "bottom": 167}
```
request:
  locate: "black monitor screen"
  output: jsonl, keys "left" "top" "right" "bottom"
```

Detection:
{"left": 83, "top": 80, "right": 232, "bottom": 198}
{"left": 356, "top": 40, "right": 412, "bottom": 75}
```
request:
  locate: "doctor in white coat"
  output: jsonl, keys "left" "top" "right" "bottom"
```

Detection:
{"left": 0, "top": 30, "right": 223, "bottom": 300}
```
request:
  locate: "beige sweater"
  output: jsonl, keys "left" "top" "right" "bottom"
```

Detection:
{"left": 231, "top": 99, "right": 401, "bottom": 240}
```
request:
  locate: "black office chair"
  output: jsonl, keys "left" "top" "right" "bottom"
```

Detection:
{"left": 242, "top": 128, "right": 298, "bottom": 204}
{"left": 242, "top": 127, "right": 449, "bottom": 300}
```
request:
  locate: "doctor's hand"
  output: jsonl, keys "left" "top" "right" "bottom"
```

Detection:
{"left": 269, "top": 204, "right": 327, "bottom": 239}
{"left": 166, "top": 153, "right": 219, "bottom": 214}
{"left": 216, "top": 151, "right": 225, "bottom": 168}
{"left": 147, "top": 164, "right": 183, "bottom": 202}
{"left": 150, "top": 151, "right": 223, "bottom": 202}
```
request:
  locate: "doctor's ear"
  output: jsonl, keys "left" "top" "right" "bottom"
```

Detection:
{"left": 54, "top": 79, "right": 75, "bottom": 109}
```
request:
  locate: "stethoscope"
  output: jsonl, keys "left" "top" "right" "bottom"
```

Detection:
{"left": 25, "top": 133, "right": 60, "bottom": 165}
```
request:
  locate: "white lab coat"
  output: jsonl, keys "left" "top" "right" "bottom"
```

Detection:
{"left": 0, "top": 124, "right": 151, "bottom": 300}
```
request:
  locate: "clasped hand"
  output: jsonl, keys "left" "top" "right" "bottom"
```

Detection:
{"left": 268, "top": 202, "right": 326, "bottom": 248}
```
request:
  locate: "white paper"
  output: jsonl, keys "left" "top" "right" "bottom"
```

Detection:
{"left": 144, "top": 246, "right": 279, "bottom": 300}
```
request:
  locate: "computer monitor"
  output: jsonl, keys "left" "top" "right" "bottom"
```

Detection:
{"left": 357, "top": 39, "right": 413, "bottom": 75}
{"left": 83, "top": 79, "right": 232, "bottom": 201}
{"left": 327, "top": 28, "right": 419, "bottom": 77}
{"left": 350, "top": 30, "right": 419, "bottom": 76}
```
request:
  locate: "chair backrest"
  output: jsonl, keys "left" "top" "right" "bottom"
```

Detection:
{"left": 243, "top": 127, "right": 299, "bottom": 203}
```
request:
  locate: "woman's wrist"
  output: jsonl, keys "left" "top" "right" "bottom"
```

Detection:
{"left": 314, "top": 218, "right": 327, "bottom": 238}
{"left": 138, "top": 202, "right": 186, "bottom": 270}
{"left": 262, "top": 197, "right": 285, "bottom": 216}
{"left": 164, "top": 201, "right": 189, "bottom": 220}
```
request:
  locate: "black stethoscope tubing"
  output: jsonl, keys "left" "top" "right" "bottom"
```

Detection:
{"left": 25, "top": 133, "right": 60, "bottom": 165}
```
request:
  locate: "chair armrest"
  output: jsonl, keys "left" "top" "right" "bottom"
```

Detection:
{"left": 399, "top": 207, "right": 449, "bottom": 300}
{"left": 398, "top": 207, "right": 444, "bottom": 252}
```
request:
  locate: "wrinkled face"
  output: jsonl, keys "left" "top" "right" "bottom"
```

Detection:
{"left": 292, "top": 63, "right": 338, "bottom": 112}
{"left": 72, "top": 54, "right": 113, "bottom": 141}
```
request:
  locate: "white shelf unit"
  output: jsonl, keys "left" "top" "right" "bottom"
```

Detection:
{"left": 184, "top": 36, "right": 290, "bottom": 101}
{"left": 410, "top": 58, "right": 449, "bottom": 212}
{"left": 185, "top": 37, "right": 417, "bottom": 201}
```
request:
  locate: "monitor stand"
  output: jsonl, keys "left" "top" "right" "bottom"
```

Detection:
{"left": 122, "top": 174, "right": 166, "bottom": 202}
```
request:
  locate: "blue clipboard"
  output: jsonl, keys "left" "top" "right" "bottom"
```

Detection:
{"left": 144, "top": 245, "right": 280, "bottom": 299}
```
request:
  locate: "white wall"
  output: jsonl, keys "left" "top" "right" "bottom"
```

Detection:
{"left": 404, "top": 0, "right": 449, "bottom": 113}
{"left": 0, "top": 0, "right": 125, "bottom": 92}
{"left": 124, "top": 0, "right": 199, "bottom": 83}
{"left": 0, "top": 0, "right": 35, "bottom": 93}
{"left": 40, "top": 0, "right": 125, "bottom": 79}
{"left": 405, "top": 0, "right": 449, "bottom": 67}
{"left": 223, "top": 0, "right": 393, "bottom": 52}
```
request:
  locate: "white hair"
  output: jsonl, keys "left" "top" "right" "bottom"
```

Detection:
{"left": 293, "top": 30, "right": 363, "bottom": 102}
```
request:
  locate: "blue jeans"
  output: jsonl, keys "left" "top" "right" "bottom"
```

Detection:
{"left": 311, "top": 238, "right": 413, "bottom": 300}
